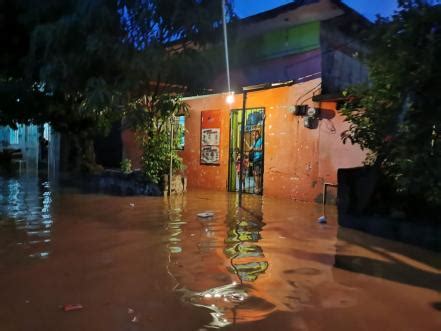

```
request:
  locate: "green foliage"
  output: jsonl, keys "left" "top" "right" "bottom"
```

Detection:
{"left": 0, "top": 0, "right": 233, "bottom": 127}
{"left": 1, "top": 0, "right": 126, "bottom": 136}
{"left": 138, "top": 129, "right": 182, "bottom": 184}
{"left": 120, "top": 158, "right": 132, "bottom": 174}
{"left": 0, "top": 0, "right": 234, "bottom": 172}
{"left": 341, "top": 0, "right": 441, "bottom": 206}
{"left": 127, "top": 94, "right": 188, "bottom": 184}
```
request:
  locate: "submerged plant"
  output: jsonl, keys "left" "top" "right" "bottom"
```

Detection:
{"left": 127, "top": 94, "right": 188, "bottom": 184}
{"left": 120, "top": 158, "right": 132, "bottom": 174}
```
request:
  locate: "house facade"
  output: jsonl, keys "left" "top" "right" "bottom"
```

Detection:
{"left": 123, "top": 0, "right": 369, "bottom": 202}
{"left": 180, "top": 80, "right": 365, "bottom": 202}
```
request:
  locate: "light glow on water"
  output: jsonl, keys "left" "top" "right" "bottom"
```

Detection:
{"left": 0, "top": 178, "right": 440, "bottom": 330}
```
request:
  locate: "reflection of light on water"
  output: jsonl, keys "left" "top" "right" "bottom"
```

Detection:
{"left": 29, "top": 252, "right": 50, "bottom": 259}
{"left": 0, "top": 176, "right": 54, "bottom": 259}
{"left": 29, "top": 239, "right": 51, "bottom": 245}
{"left": 165, "top": 201, "right": 247, "bottom": 329}
{"left": 165, "top": 205, "right": 185, "bottom": 291}
{"left": 166, "top": 208, "right": 185, "bottom": 254}
{"left": 229, "top": 261, "right": 269, "bottom": 282}
{"left": 7, "top": 181, "right": 22, "bottom": 218}
{"left": 225, "top": 215, "right": 268, "bottom": 283}
{"left": 164, "top": 196, "right": 284, "bottom": 328}
{"left": 27, "top": 230, "right": 51, "bottom": 237}
{"left": 164, "top": 197, "right": 277, "bottom": 328}
{"left": 179, "top": 282, "right": 249, "bottom": 329}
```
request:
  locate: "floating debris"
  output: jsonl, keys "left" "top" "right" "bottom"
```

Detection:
{"left": 197, "top": 211, "right": 215, "bottom": 218}
{"left": 62, "top": 304, "right": 84, "bottom": 312}
{"left": 29, "top": 252, "right": 49, "bottom": 259}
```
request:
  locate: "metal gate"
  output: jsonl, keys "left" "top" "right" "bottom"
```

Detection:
{"left": 228, "top": 108, "right": 265, "bottom": 195}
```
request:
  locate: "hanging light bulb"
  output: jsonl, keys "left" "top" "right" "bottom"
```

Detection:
{"left": 226, "top": 91, "right": 235, "bottom": 105}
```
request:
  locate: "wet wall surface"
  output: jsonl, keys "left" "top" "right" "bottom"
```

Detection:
{"left": 0, "top": 175, "right": 440, "bottom": 330}
{"left": 180, "top": 80, "right": 367, "bottom": 202}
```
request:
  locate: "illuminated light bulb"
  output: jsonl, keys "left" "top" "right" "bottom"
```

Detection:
{"left": 226, "top": 92, "right": 235, "bottom": 105}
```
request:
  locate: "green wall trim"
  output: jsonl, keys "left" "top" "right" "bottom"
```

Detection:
{"left": 239, "top": 21, "right": 321, "bottom": 61}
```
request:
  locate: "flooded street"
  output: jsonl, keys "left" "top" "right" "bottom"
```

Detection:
{"left": 0, "top": 175, "right": 440, "bottom": 331}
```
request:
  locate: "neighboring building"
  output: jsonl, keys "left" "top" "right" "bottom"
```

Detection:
{"left": 213, "top": 0, "right": 369, "bottom": 94}
{"left": 123, "top": 0, "right": 369, "bottom": 202}
{"left": 0, "top": 123, "right": 60, "bottom": 174}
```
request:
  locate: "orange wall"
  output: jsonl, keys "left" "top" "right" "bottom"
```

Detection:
{"left": 182, "top": 78, "right": 366, "bottom": 202}
{"left": 121, "top": 129, "right": 142, "bottom": 170}
{"left": 180, "top": 102, "right": 231, "bottom": 191}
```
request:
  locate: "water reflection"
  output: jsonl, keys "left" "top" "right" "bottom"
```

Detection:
{"left": 0, "top": 175, "right": 54, "bottom": 260}
{"left": 335, "top": 227, "right": 441, "bottom": 292}
{"left": 0, "top": 187, "right": 438, "bottom": 330}
{"left": 163, "top": 194, "right": 379, "bottom": 329}
{"left": 165, "top": 195, "right": 277, "bottom": 329}
{"left": 165, "top": 198, "right": 186, "bottom": 255}
{"left": 224, "top": 215, "right": 268, "bottom": 283}
{"left": 179, "top": 282, "right": 250, "bottom": 328}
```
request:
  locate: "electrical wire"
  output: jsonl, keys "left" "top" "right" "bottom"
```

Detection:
{"left": 295, "top": 81, "right": 322, "bottom": 105}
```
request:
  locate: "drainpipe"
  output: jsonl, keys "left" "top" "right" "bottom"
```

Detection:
{"left": 169, "top": 116, "right": 174, "bottom": 196}
{"left": 238, "top": 91, "right": 247, "bottom": 207}
{"left": 321, "top": 182, "right": 337, "bottom": 221}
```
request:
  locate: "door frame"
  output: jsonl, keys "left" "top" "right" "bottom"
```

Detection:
{"left": 227, "top": 107, "right": 266, "bottom": 195}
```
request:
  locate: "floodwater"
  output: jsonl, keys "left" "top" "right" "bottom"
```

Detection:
{"left": 0, "top": 175, "right": 440, "bottom": 331}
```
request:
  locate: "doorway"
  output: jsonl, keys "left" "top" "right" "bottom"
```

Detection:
{"left": 228, "top": 108, "right": 265, "bottom": 195}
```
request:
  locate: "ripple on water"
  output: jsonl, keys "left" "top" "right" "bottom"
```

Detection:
{"left": 1, "top": 184, "right": 440, "bottom": 330}
{"left": 0, "top": 175, "right": 54, "bottom": 260}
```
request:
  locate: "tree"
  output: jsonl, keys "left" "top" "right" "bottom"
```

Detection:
{"left": 127, "top": 94, "right": 189, "bottom": 183}
{"left": 341, "top": 0, "right": 441, "bottom": 209}
{"left": 1, "top": 0, "right": 233, "bottom": 172}
{"left": 118, "top": 0, "right": 234, "bottom": 182}
{"left": 0, "top": 0, "right": 41, "bottom": 129}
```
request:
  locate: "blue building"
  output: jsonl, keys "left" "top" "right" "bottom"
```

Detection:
{"left": 0, "top": 124, "right": 60, "bottom": 174}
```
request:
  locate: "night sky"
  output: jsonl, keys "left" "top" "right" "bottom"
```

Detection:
{"left": 234, "top": 0, "right": 398, "bottom": 21}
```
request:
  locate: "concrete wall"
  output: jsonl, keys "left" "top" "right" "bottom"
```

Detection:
{"left": 181, "top": 78, "right": 366, "bottom": 202}
{"left": 215, "top": 49, "right": 322, "bottom": 92}
{"left": 320, "top": 17, "right": 369, "bottom": 94}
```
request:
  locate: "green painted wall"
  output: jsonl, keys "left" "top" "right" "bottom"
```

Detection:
{"left": 236, "top": 21, "right": 321, "bottom": 62}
